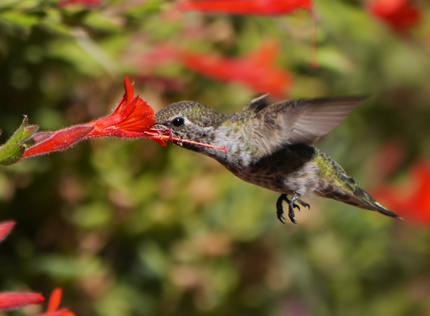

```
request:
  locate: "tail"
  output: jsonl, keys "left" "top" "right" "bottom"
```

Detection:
{"left": 316, "top": 180, "right": 402, "bottom": 219}
{"left": 314, "top": 149, "right": 402, "bottom": 220}
{"left": 337, "top": 186, "right": 402, "bottom": 220}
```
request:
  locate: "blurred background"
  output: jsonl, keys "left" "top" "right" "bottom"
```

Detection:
{"left": 1, "top": 0, "right": 430, "bottom": 315}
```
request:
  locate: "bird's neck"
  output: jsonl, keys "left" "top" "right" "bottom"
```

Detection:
{"left": 195, "top": 113, "right": 258, "bottom": 168}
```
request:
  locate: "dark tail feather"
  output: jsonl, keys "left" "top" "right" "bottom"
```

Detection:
{"left": 339, "top": 187, "right": 403, "bottom": 220}
{"left": 356, "top": 194, "right": 402, "bottom": 220}
{"left": 314, "top": 149, "right": 402, "bottom": 220}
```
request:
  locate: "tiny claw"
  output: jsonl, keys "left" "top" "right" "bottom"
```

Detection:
{"left": 276, "top": 193, "right": 302, "bottom": 224}
{"left": 276, "top": 194, "right": 287, "bottom": 224}
{"left": 298, "top": 200, "right": 310, "bottom": 209}
{"left": 288, "top": 202, "right": 297, "bottom": 224}
{"left": 287, "top": 192, "right": 311, "bottom": 224}
{"left": 288, "top": 209, "right": 297, "bottom": 224}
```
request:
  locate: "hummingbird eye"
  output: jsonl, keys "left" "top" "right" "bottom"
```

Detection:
{"left": 171, "top": 117, "right": 185, "bottom": 127}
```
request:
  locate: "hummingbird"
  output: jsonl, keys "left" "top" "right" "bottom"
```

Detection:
{"left": 154, "top": 95, "right": 402, "bottom": 224}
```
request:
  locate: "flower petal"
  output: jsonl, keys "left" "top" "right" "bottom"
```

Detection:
{"left": 372, "top": 160, "right": 430, "bottom": 225}
{"left": 38, "top": 307, "right": 73, "bottom": 316}
{"left": 177, "top": 43, "right": 293, "bottom": 96}
{"left": 0, "top": 292, "right": 45, "bottom": 311}
{"left": 58, "top": 0, "right": 102, "bottom": 7}
{"left": 125, "top": 76, "right": 135, "bottom": 107}
{"left": 47, "top": 288, "right": 62, "bottom": 313}
{"left": 23, "top": 126, "right": 94, "bottom": 158}
{"left": 85, "top": 97, "right": 156, "bottom": 138}
{"left": 0, "top": 221, "right": 16, "bottom": 243}
{"left": 367, "top": 0, "right": 421, "bottom": 33}
{"left": 178, "top": 0, "right": 311, "bottom": 15}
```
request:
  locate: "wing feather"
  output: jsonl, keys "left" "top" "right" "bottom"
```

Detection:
{"left": 252, "top": 96, "right": 368, "bottom": 147}
{"left": 244, "top": 94, "right": 270, "bottom": 113}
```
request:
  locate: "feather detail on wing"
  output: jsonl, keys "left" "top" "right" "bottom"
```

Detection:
{"left": 250, "top": 96, "right": 368, "bottom": 150}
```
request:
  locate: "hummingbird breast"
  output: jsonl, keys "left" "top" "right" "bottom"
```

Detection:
{"left": 218, "top": 141, "right": 321, "bottom": 196}
{"left": 195, "top": 115, "right": 321, "bottom": 196}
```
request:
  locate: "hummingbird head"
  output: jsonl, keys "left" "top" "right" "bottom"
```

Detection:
{"left": 154, "top": 101, "right": 225, "bottom": 154}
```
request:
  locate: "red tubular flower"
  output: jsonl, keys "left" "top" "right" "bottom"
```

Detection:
{"left": 0, "top": 224, "right": 75, "bottom": 315}
{"left": 178, "top": 0, "right": 312, "bottom": 15}
{"left": 22, "top": 126, "right": 94, "bottom": 158}
{"left": 0, "top": 221, "right": 46, "bottom": 312}
{"left": 84, "top": 76, "right": 158, "bottom": 140}
{"left": 0, "top": 224, "right": 74, "bottom": 316}
{"left": 22, "top": 76, "right": 166, "bottom": 159}
{"left": 0, "top": 220, "right": 15, "bottom": 243}
{"left": 177, "top": 42, "right": 293, "bottom": 96}
{"left": 367, "top": 0, "right": 421, "bottom": 34}
{"left": 0, "top": 292, "right": 45, "bottom": 311}
{"left": 36, "top": 288, "right": 75, "bottom": 316}
{"left": 372, "top": 160, "right": 430, "bottom": 225}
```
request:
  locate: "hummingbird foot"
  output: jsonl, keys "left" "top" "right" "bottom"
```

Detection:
{"left": 276, "top": 194, "right": 289, "bottom": 224}
{"left": 276, "top": 193, "right": 310, "bottom": 224}
{"left": 294, "top": 196, "right": 310, "bottom": 210}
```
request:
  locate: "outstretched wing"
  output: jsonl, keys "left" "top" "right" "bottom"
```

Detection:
{"left": 250, "top": 96, "right": 368, "bottom": 150}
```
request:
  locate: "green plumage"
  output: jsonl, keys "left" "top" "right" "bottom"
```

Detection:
{"left": 312, "top": 148, "right": 398, "bottom": 218}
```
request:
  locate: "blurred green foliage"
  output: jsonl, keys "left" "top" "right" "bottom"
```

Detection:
{"left": 1, "top": 1, "right": 430, "bottom": 316}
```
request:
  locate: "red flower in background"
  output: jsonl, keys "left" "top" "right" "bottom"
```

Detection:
{"left": 367, "top": 0, "right": 421, "bottom": 34}
{"left": 58, "top": 0, "right": 102, "bottom": 7}
{"left": 134, "top": 75, "right": 184, "bottom": 91}
{"left": 177, "top": 42, "right": 293, "bottom": 96}
{"left": 0, "top": 220, "right": 15, "bottom": 242}
{"left": 177, "top": 0, "right": 312, "bottom": 15}
{"left": 135, "top": 42, "right": 294, "bottom": 95}
{"left": 0, "top": 292, "right": 45, "bottom": 311}
{"left": 0, "top": 288, "right": 75, "bottom": 316}
{"left": 37, "top": 289, "right": 75, "bottom": 316}
{"left": 372, "top": 160, "right": 430, "bottom": 225}
{"left": 176, "top": 0, "right": 317, "bottom": 67}
{"left": 0, "top": 222, "right": 75, "bottom": 316}
{"left": 0, "top": 221, "right": 45, "bottom": 312}
{"left": 371, "top": 138, "right": 406, "bottom": 179}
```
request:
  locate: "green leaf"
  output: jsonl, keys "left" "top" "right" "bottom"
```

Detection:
{"left": 5, "top": 116, "right": 38, "bottom": 145}
{"left": 0, "top": 10, "right": 40, "bottom": 31}
{"left": 83, "top": 12, "right": 122, "bottom": 33}
{"left": 6, "top": 116, "right": 28, "bottom": 145}
{"left": 0, "top": 144, "right": 25, "bottom": 166}
{"left": 0, "top": 0, "right": 39, "bottom": 10}
{"left": 22, "top": 125, "right": 39, "bottom": 141}
{"left": 0, "top": 116, "right": 38, "bottom": 166}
